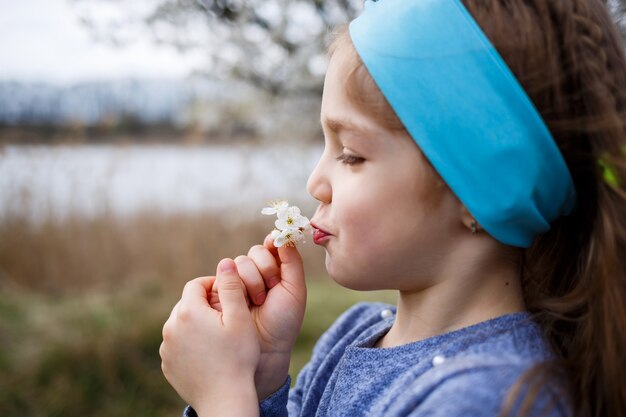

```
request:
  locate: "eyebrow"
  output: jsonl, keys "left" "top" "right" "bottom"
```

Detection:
{"left": 320, "top": 117, "right": 368, "bottom": 135}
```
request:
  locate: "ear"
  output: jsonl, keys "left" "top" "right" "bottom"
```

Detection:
{"left": 460, "top": 205, "right": 480, "bottom": 232}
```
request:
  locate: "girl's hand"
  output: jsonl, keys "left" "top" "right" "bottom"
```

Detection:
{"left": 160, "top": 259, "right": 260, "bottom": 417}
{"left": 210, "top": 234, "right": 307, "bottom": 401}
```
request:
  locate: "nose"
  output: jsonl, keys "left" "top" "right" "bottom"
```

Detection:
{"left": 307, "top": 152, "right": 332, "bottom": 204}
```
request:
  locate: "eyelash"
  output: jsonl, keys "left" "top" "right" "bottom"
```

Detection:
{"left": 336, "top": 153, "right": 365, "bottom": 166}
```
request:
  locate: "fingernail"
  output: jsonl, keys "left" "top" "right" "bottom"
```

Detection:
{"left": 218, "top": 259, "right": 237, "bottom": 273}
{"left": 268, "top": 276, "right": 280, "bottom": 288}
{"left": 255, "top": 291, "right": 266, "bottom": 305}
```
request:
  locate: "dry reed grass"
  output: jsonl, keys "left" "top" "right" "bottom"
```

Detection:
{"left": 0, "top": 210, "right": 327, "bottom": 294}
{"left": 0, "top": 208, "right": 396, "bottom": 416}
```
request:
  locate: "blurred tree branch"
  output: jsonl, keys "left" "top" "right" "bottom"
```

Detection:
{"left": 69, "top": 0, "right": 626, "bottom": 96}
{"left": 70, "top": 0, "right": 362, "bottom": 96}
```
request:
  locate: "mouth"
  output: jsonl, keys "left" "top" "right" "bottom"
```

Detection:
{"left": 310, "top": 222, "right": 332, "bottom": 245}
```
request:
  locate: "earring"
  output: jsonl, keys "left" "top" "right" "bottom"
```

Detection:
{"left": 471, "top": 220, "right": 477, "bottom": 235}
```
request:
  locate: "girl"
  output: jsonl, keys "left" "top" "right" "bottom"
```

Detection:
{"left": 159, "top": 0, "right": 626, "bottom": 416}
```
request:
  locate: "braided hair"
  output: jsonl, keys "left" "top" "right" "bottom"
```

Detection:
{"left": 460, "top": 1, "right": 626, "bottom": 416}
{"left": 328, "top": 0, "right": 626, "bottom": 415}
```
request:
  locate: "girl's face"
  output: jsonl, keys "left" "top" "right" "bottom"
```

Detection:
{"left": 308, "top": 48, "right": 465, "bottom": 291}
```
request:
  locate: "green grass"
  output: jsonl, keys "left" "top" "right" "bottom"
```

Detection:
{"left": 0, "top": 284, "right": 184, "bottom": 417}
{"left": 0, "top": 278, "right": 395, "bottom": 416}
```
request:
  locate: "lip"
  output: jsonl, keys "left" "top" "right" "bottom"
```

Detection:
{"left": 310, "top": 222, "right": 333, "bottom": 245}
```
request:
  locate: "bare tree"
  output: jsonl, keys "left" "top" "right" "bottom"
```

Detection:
{"left": 70, "top": 0, "right": 626, "bottom": 96}
{"left": 71, "top": 0, "right": 362, "bottom": 95}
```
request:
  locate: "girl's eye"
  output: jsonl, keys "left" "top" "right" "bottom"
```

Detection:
{"left": 336, "top": 153, "right": 365, "bottom": 166}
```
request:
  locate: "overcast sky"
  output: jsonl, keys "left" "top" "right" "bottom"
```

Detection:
{"left": 0, "top": 0, "right": 206, "bottom": 84}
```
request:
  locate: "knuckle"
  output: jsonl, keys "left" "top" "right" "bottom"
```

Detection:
{"left": 259, "top": 261, "right": 280, "bottom": 278}
{"left": 248, "top": 245, "right": 265, "bottom": 257}
{"left": 234, "top": 254, "right": 249, "bottom": 264}
{"left": 183, "top": 280, "right": 195, "bottom": 293}
{"left": 192, "top": 276, "right": 207, "bottom": 285}
{"left": 177, "top": 304, "right": 194, "bottom": 322}
{"left": 219, "top": 279, "right": 244, "bottom": 293}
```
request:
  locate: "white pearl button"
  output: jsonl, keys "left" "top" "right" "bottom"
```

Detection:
{"left": 432, "top": 355, "right": 446, "bottom": 366}
{"left": 380, "top": 309, "right": 393, "bottom": 319}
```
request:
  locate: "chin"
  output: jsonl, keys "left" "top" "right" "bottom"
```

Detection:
{"left": 324, "top": 252, "right": 390, "bottom": 291}
{"left": 330, "top": 275, "right": 362, "bottom": 290}
{"left": 326, "top": 260, "right": 386, "bottom": 291}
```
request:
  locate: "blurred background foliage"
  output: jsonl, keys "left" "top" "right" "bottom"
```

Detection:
{"left": 1, "top": 0, "right": 625, "bottom": 416}
{"left": 71, "top": 0, "right": 625, "bottom": 96}
{"left": 71, "top": 0, "right": 364, "bottom": 95}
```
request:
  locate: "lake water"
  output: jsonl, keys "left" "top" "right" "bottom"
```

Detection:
{"left": 0, "top": 143, "right": 323, "bottom": 223}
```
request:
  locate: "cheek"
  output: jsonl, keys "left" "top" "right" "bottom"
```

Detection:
{"left": 327, "top": 183, "right": 416, "bottom": 285}
{"left": 336, "top": 179, "right": 442, "bottom": 269}
{"left": 334, "top": 183, "right": 379, "bottom": 243}
{"left": 323, "top": 187, "right": 377, "bottom": 283}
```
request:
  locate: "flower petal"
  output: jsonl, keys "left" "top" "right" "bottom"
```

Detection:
{"left": 282, "top": 228, "right": 304, "bottom": 245}
{"left": 274, "top": 235, "right": 286, "bottom": 247}
{"left": 275, "top": 219, "right": 289, "bottom": 230}
{"left": 261, "top": 207, "right": 276, "bottom": 215}
{"left": 269, "top": 200, "right": 288, "bottom": 210}
{"left": 292, "top": 215, "right": 309, "bottom": 228}
{"left": 287, "top": 206, "right": 301, "bottom": 217}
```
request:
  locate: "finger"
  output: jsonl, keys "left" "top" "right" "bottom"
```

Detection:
{"left": 180, "top": 276, "right": 215, "bottom": 307}
{"left": 276, "top": 244, "right": 306, "bottom": 300}
{"left": 234, "top": 255, "right": 267, "bottom": 305}
{"left": 247, "top": 245, "right": 281, "bottom": 290}
{"left": 177, "top": 276, "right": 220, "bottom": 322}
{"left": 208, "top": 278, "right": 220, "bottom": 310}
{"left": 215, "top": 258, "right": 249, "bottom": 325}
{"left": 263, "top": 233, "right": 280, "bottom": 259}
{"left": 210, "top": 275, "right": 251, "bottom": 312}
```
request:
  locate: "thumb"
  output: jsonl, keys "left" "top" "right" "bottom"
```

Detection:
{"left": 216, "top": 258, "right": 248, "bottom": 325}
{"left": 276, "top": 244, "right": 306, "bottom": 301}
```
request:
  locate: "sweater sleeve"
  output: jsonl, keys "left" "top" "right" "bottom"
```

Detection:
{"left": 259, "top": 361, "right": 313, "bottom": 417}
{"left": 258, "top": 375, "right": 291, "bottom": 416}
{"left": 181, "top": 372, "right": 298, "bottom": 417}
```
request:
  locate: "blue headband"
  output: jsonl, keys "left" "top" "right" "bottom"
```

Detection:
{"left": 349, "top": 0, "right": 577, "bottom": 248}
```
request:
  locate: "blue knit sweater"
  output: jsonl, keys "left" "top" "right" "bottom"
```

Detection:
{"left": 185, "top": 302, "right": 571, "bottom": 416}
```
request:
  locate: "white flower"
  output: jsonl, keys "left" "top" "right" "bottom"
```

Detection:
{"left": 275, "top": 206, "right": 309, "bottom": 231}
{"left": 273, "top": 228, "right": 306, "bottom": 248}
{"left": 261, "top": 200, "right": 289, "bottom": 216}
{"left": 262, "top": 200, "right": 311, "bottom": 247}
